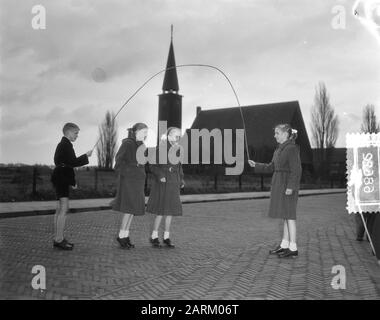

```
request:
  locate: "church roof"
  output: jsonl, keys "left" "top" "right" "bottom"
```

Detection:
{"left": 162, "top": 38, "right": 179, "bottom": 92}
{"left": 190, "top": 101, "right": 313, "bottom": 163}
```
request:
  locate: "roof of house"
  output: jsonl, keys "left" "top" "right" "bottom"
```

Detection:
{"left": 189, "top": 101, "right": 313, "bottom": 163}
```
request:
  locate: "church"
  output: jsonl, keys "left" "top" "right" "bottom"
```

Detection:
{"left": 156, "top": 28, "right": 313, "bottom": 176}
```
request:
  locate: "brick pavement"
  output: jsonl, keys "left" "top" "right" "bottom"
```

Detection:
{"left": 0, "top": 193, "right": 379, "bottom": 300}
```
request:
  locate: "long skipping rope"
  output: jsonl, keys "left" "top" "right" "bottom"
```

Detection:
{"left": 91, "top": 64, "right": 251, "bottom": 161}
{"left": 97, "top": 64, "right": 251, "bottom": 245}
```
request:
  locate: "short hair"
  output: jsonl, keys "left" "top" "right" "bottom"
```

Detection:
{"left": 62, "top": 123, "right": 80, "bottom": 134}
{"left": 275, "top": 123, "right": 298, "bottom": 141}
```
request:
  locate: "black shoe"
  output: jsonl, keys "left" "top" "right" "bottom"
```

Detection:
{"left": 53, "top": 239, "right": 73, "bottom": 250}
{"left": 63, "top": 239, "right": 74, "bottom": 247}
{"left": 163, "top": 238, "right": 175, "bottom": 248}
{"left": 278, "top": 248, "right": 298, "bottom": 258}
{"left": 116, "top": 237, "right": 130, "bottom": 249}
{"left": 150, "top": 237, "right": 161, "bottom": 248}
{"left": 356, "top": 237, "right": 364, "bottom": 242}
{"left": 125, "top": 237, "right": 135, "bottom": 249}
{"left": 269, "top": 245, "right": 286, "bottom": 255}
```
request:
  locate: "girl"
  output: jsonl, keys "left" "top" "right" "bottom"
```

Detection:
{"left": 248, "top": 124, "right": 302, "bottom": 258}
{"left": 147, "top": 127, "right": 185, "bottom": 248}
{"left": 112, "top": 122, "right": 148, "bottom": 249}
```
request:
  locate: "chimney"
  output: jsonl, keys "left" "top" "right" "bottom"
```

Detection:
{"left": 196, "top": 106, "right": 202, "bottom": 116}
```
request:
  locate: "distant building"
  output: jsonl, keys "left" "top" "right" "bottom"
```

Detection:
{"left": 184, "top": 101, "right": 313, "bottom": 175}
{"left": 154, "top": 29, "right": 315, "bottom": 178}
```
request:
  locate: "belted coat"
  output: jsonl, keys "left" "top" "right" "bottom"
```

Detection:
{"left": 112, "top": 137, "right": 146, "bottom": 215}
{"left": 254, "top": 139, "right": 302, "bottom": 219}
{"left": 146, "top": 142, "right": 184, "bottom": 216}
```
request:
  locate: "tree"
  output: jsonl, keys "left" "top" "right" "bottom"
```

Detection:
{"left": 361, "top": 104, "right": 379, "bottom": 133}
{"left": 310, "top": 82, "right": 339, "bottom": 177}
{"left": 96, "top": 111, "right": 118, "bottom": 169}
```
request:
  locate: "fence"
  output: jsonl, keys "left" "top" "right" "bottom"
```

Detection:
{"left": 0, "top": 166, "right": 345, "bottom": 202}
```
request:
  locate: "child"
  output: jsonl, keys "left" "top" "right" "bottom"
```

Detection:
{"left": 113, "top": 123, "right": 148, "bottom": 249}
{"left": 147, "top": 127, "right": 185, "bottom": 248}
{"left": 51, "top": 123, "right": 92, "bottom": 250}
{"left": 249, "top": 124, "right": 302, "bottom": 258}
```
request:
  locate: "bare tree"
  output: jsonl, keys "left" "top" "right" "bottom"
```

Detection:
{"left": 361, "top": 104, "right": 379, "bottom": 133}
{"left": 310, "top": 82, "right": 339, "bottom": 177}
{"left": 310, "top": 82, "right": 339, "bottom": 152}
{"left": 96, "top": 111, "right": 118, "bottom": 169}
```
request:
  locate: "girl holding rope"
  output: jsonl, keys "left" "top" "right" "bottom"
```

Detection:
{"left": 249, "top": 124, "right": 302, "bottom": 258}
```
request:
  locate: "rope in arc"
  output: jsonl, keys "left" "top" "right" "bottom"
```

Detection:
{"left": 92, "top": 64, "right": 251, "bottom": 161}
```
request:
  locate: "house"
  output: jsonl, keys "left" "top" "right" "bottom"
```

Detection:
{"left": 184, "top": 101, "right": 313, "bottom": 175}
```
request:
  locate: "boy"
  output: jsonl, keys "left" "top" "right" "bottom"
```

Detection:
{"left": 51, "top": 123, "right": 92, "bottom": 250}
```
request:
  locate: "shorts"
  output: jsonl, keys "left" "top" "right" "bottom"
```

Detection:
{"left": 53, "top": 183, "right": 70, "bottom": 199}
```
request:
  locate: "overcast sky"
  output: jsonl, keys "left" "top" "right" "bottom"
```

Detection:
{"left": 1, "top": 0, "right": 379, "bottom": 165}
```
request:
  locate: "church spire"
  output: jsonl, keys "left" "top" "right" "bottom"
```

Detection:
{"left": 162, "top": 24, "right": 179, "bottom": 93}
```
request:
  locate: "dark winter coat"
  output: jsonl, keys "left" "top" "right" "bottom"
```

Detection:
{"left": 112, "top": 137, "right": 146, "bottom": 215}
{"left": 369, "top": 213, "right": 380, "bottom": 260}
{"left": 254, "top": 139, "right": 302, "bottom": 219}
{"left": 146, "top": 142, "right": 184, "bottom": 216}
{"left": 51, "top": 136, "right": 89, "bottom": 186}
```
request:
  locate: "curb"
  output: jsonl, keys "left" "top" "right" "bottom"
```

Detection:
{"left": 0, "top": 190, "right": 346, "bottom": 219}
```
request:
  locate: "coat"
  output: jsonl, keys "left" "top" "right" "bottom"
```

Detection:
{"left": 369, "top": 213, "right": 380, "bottom": 260}
{"left": 111, "top": 137, "right": 146, "bottom": 215}
{"left": 254, "top": 139, "right": 302, "bottom": 219}
{"left": 51, "top": 136, "right": 89, "bottom": 186}
{"left": 146, "top": 142, "right": 184, "bottom": 216}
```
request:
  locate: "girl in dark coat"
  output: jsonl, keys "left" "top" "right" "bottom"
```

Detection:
{"left": 112, "top": 123, "right": 148, "bottom": 249}
{"left": 147, "top": 127, "right": 185, "bottom": 248}
{"left": 248, "top": 124, "right": 302, "bottom": 258}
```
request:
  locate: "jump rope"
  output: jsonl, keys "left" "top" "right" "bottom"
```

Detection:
{"left": 93, "top": 64, "right": 252, "bottom": 257}
{"left": 90, "top": 64, "right": 251, "bottom": 161}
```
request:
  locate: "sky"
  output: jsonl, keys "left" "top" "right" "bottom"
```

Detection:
{"left": 1, "top": 0, "right": 379, "bottom": 166}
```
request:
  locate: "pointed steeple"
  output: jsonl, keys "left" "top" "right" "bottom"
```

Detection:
{"left": 162, "top": 25, "right": 179, "bottom": 93}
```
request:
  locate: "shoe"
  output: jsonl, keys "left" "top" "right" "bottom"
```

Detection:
{"left": 269, "top": 245, "right": 286, "bottom": 255}
{"left": 150, "top": 237, "right": 161, "bottom": 248}
{"left": 278, "top": 248, "right": 298, "bottom": 258}
{"left": 125, "top": 237, "right": 135, "bottom": 249}
{"left": 53, "top": 239, "right": 73, "bottom": 250}
{"left": 356, "top": 237, "right": 363, "bottom": 242}
{"left": 63, "top": 239, "right": 74, "bottom": 247}
{"left": 163, "top": 238, "right": 175, "bottom": 248}
{"left": 116, "top": 237, "right": 130, "bottom": 249}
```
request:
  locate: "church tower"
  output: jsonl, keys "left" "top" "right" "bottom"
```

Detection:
{"left": 158, "top": 25, "right": 182, "bottom": 138}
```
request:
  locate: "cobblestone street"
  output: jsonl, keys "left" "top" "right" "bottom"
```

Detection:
{"left": 1, "top": 193, "right": 379, "bottom": 300}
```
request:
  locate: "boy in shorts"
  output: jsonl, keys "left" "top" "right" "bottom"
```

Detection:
{"left": 51, "top": 123, "right": 92, "bottom": 250}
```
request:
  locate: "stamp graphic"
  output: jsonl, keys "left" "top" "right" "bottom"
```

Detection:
{"left": 346, "top": 133, "right": 380, "bottom": 213}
